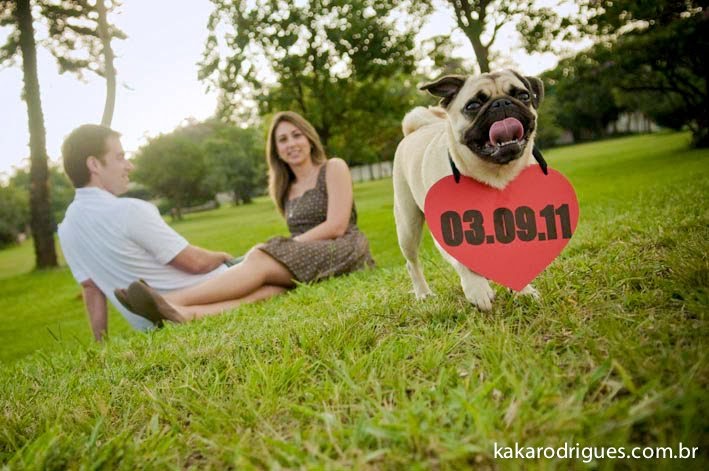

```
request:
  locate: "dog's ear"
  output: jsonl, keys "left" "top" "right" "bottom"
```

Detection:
{"left": 511, "top": 71, "right": 544, "bottom": 109}
{"left": 525, "top": 76, "right": 544, "bottom": 109}
{"left": 420, "top": 75, "right": 467, "bottom": 108}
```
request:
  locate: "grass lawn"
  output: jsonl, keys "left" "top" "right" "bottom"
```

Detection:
{"left": 0, "top": 132, "right": 707, "bottom": 468}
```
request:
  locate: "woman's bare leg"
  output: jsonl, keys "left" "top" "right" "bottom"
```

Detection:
{"left": 165, "top": 249, "right": 294, "bottom": 307}
{"left": 178, "top": 285, "right": 287, "bottom": 321}
{"left": 172, "top": 285, "right": 288, "bottom": 322}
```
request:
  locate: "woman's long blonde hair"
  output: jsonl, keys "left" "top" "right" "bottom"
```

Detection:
{"left": 266, "top": 111, "right": 327, "bottom": 215}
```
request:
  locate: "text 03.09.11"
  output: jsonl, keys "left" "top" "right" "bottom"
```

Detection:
{"left": 440, "top": 204, "right": 573, "bottom": 246}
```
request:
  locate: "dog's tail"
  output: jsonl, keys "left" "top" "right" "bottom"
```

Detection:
{"left": 402, "top": 106, "right": 446, "bottom": 136}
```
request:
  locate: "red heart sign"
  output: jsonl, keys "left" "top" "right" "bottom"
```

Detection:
{"left": 424, "top": 166, "right": 579, "bottom": 291}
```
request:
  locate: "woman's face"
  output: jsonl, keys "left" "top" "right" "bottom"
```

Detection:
{"left": 274, "top": 121, "right": 311, "bottom": 167}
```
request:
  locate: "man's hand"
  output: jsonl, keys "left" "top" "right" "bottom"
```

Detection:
{"left": 169, "top": 245, "right": 233, "bottom": 274}
{"left": 80, "top": 279, "right": 108, "bottom": 341}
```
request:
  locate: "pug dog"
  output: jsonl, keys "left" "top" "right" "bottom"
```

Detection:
{"left": 393, "top": 70, "right": 544, "bottom": 311}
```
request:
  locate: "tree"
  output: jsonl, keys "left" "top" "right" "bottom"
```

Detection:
{"left": 40, "top": 0, "right": 125, "bottom": 126}
{"left": 0, "top": 0, "right": 125, "bottom": 268}
{"left": 0, "top": 184, "right": 29, "bottom": 248}
{"left": 574, "top": 1, "right": 708, "bottom": 146}
{"left": 324, "top": 73, "right": 430, "bottom": 166}
{"left": 133, "top": 121, "right": 267, "bottom": 212}
{"left": 0, "top": 0, "right": 58, "bottom": 268}
{"left": 131, "top": 127, "right": 214, "bottom": 220}
{"left": 576, "top": 0, "right": 704, "bottom": 38}
{"left": 542, "top": 49, "right": 622, "bottom": 141}
{"left": 10, "top": 163, "right": 75, "bottom": 225}
{"left": 422, "top": 34, "right": 469, "bottom": 77}
{"left": 534, "top": 93, "right": 563, "bottom": 149}
{"left": 440, "top": 0, "right": 570, "bottom": 73}
{"left": 607, "top": 16, "right": 707, "bottom": 146}
{"left": 200, "top": 0, "right": 430, "bottom": 166}
{"left": 202, "top": 124, "right": 265, "bottom": 205}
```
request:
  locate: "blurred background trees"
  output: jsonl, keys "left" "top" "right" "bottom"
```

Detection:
{"left": 0, "top": 0, "right": 124, "bottom": 266}
{"left": 198, "top": 0, "right": 432, "bottom": 168}
{"left": 130, "top": 120, "right": 265, "bottom": 219}
{"left": 545, "top": 0, "right": 708, "bottom": 145}
{"left": 2, "top": 0, "right": 706, "bottom": 252}
{"left": 0, "top": 184, "right": 29, "bottom": 248}
{"left": 201, "top": 123, "right": 265, "bottom": 205}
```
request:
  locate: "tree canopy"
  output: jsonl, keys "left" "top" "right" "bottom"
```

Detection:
{"left": 439, "top": 0, "right": 573, "bottom": 74}
{"left": 131, "top": 121, "right": 267, "bottom": 217}
{"left": 555, "top": 0, "right": 709, "bottom": 146}
{"left": 199, "top": 0, "right": 431, "bottom": 165}
{"left": 202, "top": 123, "right": 265, "bottom": 205}
{"left": 131, "top": 126, "right": 213, "bottom": 220}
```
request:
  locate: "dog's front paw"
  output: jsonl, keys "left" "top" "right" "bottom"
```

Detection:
{"left": 516, "top": 284, "right": 540, "bottom": 299}
{"left": 462, "top": 278, "right": 495, "bottom": 311}
{"left": 412, "top": 286, "right": 434, "bottom": 300}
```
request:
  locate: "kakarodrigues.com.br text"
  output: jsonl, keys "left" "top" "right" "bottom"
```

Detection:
{"left": 494, "top": 442, "right": 700, "bottom": 463}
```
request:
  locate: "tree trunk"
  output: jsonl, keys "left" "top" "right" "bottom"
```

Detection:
{"left": 466, "top": 28, "right": 490, "bottom": 73}
{"left": 96, "top": 0, "right": 116, "bottom": 127}
{"left": 15, "top": 0, "right": 58, "bottom": 269}
{"left": 318, "top": 125, "right": 330, "bottom": 148}
{"left": 692, "top": 114, "right": 709, "bottom": 147}
{"left": 235, "top": 187, "right": 253, "bottom": 204}
{"left": 448, "top": 0, "right": 491, "bottom": 74}
{"left": 170, "top": 207, "right": 183, "bottom": 221}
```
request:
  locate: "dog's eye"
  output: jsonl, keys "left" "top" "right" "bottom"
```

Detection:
{"left": 517, "top": 91, "right": 531, "bottom": 101}
{"left": 464, "top": 100, "right": 481, "bottom": 112}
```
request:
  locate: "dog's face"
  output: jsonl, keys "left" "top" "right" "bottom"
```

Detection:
{"left": 421, "top": 70, "right": 543, "bottom": 166}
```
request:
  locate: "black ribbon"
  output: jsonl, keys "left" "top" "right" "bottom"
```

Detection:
{"left": 533, "top": 145, "right": 548, "bottom": 175}
{"left": 448, "top": 146, "right": 549, "bottom": 183}
{"left": 448, "top": 151, "right": 461, "bottom": 183}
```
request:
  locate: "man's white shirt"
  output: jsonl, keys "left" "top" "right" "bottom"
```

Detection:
{"left": 58, "top": 187, "right": 227, "bottom": 330}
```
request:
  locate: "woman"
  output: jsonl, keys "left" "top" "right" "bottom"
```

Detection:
{"left": 117, "top": 111, "right": 374, "bottom": 324}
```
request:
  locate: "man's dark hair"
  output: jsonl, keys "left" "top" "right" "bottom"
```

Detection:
{"left": 62, "top": 124, "right": 121, "bottom": 188}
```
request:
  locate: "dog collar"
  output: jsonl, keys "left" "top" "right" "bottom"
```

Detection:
{"left": 447, "top": 146, "right": 549, "bottom": 183}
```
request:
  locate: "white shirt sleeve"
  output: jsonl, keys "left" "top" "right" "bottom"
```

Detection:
{"left": 122, "top": 199, "right": 189, "bottom": 265}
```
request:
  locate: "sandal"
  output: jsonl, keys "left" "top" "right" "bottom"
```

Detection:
{"left": 126, "top": 281, "right": 186, "bottom": 324}
{"left": 114, "top": 288, "right": 133, "bottom": 312}
{"left": 113, "top": 279, "right": 150, "bottom": 311}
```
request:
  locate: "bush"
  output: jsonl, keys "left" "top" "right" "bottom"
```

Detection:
{"left": 0, "top": 185, "right": 29, "bottom": 247}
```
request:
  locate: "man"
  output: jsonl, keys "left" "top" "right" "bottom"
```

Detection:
{"left": 58, "top": 124, "right": 233, "bottom": 340}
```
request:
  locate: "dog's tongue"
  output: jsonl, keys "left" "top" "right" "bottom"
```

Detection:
{"left": 489, "top": 118, "right": 524, "bottom": 145}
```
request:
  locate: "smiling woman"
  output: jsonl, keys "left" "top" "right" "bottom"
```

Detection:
{"left": 117, "top": 110, "right": 375, "bottom": 325}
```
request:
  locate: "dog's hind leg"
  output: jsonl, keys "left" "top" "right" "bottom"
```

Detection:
{"left": 432, "top": 241, "right": 495, "bottom": 311}
{"left": 394, "top": 179, "right": 433, "bottom": 299}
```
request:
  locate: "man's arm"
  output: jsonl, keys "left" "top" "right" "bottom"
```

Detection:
{"left": 168, "top": 245, "right": 232, "bottom": 274}
{"left": 80, "top": 279, "right": 108, "bottom": 341}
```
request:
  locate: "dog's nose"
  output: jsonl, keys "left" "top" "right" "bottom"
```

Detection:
{"left": 490, "top": 98, "right": 513, "bottom": 109}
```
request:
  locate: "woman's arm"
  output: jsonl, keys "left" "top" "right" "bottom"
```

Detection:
{"left": 293, "top": 158, "right": 353, "bottom": 242}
